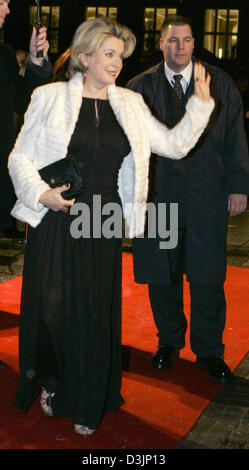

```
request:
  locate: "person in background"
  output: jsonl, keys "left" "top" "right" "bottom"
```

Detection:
{"left": 0, "top": 0, "right": 51, "bottom": 370}
{"left": 128, "top": 15, "right": 249, "bottom": 385}
{"left": 13, "top": 50, "right": 29, "bottom": 137}
{"left": 16, "top": 49, "right": 28, "bottom": 76}
{"left": 8, "top": 17, "right": 213, "bottom": 436}
{"left": 52, "top": 47, "right": 74, "bottom": 82}
{"left": 235, "top": 70, "right": 249, "bottom": 144}
{"left": 0, "top": 0, "right": 51, "bottom": 239}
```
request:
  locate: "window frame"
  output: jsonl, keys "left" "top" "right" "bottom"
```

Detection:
{"left": 85, "top": 5, "right": 118, "bottom": 20}
{"left": 143, "top": 7, "right": 178, "bottom": 54}
{"left": 203, "top": 8, "right": 239, "bottom": 60}
{"left": 29, "top": 3, "right": 61, "bottom": 54}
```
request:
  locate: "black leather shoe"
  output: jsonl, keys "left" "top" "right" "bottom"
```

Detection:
{"left": 151, "top": 345, "right": 180, "bottom": 369}
{"left": 118, "top": 395, "right": 125, "bottom": 407}
{"left": 196, "top": 354, "right": 232, "bottom": 384}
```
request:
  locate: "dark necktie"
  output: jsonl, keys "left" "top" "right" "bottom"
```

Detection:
{"left": 173, "top": 74, "right": 183, "bottom": 103}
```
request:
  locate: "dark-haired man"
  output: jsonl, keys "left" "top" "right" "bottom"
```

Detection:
{"left": 128, "top": 16, "right": 249, "bottom": 384}
{"left": 0, "top": 0, "right": 52, "bottom": 238}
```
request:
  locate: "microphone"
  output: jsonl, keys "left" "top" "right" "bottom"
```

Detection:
{"left": 35, "top": 0, "right": 43, "bottom": 58}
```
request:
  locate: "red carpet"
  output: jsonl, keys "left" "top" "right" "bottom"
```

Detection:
{"left": 0, "top": 253, "right": 249, "bottom": 449}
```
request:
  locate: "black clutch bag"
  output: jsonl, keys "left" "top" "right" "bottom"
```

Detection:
{"left": 38, "top": 157, "right": 83, "bottom": 200}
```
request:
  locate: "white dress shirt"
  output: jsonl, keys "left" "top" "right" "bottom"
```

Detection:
{"left": 164, "top": 61, "right": 193, "bottom": 94}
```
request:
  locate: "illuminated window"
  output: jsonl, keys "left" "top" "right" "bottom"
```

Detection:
{"left": 204, "top": 9, "right": 239, "bottom": 59}
{"left": 85, "top": 6, "right": 117, "bottom": 20}
{"left": 29, "top": 5, "right": 60, "bottom": 54}
{"left": 144, "top": 8, "right": 177, "bottom": 53}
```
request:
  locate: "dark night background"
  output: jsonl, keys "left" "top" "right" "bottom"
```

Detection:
{"left": 1, "top": 0, "right": 249, "bottom": 83}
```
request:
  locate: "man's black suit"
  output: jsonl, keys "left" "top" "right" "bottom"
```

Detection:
{"left": 128, "top": 60, "right": 249, "bottom": 357}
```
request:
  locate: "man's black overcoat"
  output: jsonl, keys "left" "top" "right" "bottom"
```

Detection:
{"left": 128, "top": 60, "right": 249, "bottom": 285}
{"left": 0, "top": 42, "right": 51, "bottom": 230}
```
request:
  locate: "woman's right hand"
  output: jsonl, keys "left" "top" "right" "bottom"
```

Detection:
{"left": 39, "top": 184, "right": 75, "bottom": 212}
{"left": 193, "top": 62, "right": 211, "bottom": 102}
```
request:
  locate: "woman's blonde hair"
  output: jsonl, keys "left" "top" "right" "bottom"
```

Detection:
{"left": 70, "top": 17, "right": 136, "bottom": 73}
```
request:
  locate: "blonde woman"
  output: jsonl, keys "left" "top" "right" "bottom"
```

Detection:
{"left": 9, "top": 17, "right": 214, "bottom": 437}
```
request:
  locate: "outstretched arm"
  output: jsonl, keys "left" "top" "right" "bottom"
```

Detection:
{"left": 29, "top": 26, "right": 50, "bottom": 66}
{"left": 142, "top": 63, "right": 214, "bottom": 160}
{"left": 15, "top": 27, "right": 52, "bottom": 117}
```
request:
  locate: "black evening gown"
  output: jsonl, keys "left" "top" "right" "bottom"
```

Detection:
{"left": 13, "top": 98, "right": 131, "bottom": 429}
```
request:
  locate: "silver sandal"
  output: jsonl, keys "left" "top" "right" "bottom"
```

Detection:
{"left": 74, "top": 424, "right": 96, "bottom": 437}
{"left": 40, "top": 387, "right": 55, "bottom": 417}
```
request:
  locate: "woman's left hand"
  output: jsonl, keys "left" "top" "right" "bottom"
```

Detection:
{"left": 193, "top": 62, "right": 211, "bottom": 102}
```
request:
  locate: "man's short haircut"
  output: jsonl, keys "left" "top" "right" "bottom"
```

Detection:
{"left": 161, "top": 15, "right": 193, "bottom": 37}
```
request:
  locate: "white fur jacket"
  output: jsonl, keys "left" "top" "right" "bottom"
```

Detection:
{"left": 8, "top": 72, "right": 214, "bottom": 237}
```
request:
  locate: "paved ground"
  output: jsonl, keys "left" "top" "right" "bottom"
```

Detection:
{"left": 0, "top": 207, "right": 249, "bottom": 449}
{"left": 178, "top": 207, "right": 249, "bottom": 450}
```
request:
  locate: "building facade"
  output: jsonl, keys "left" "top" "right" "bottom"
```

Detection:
{"left": 1, "top": 0, "right": 249, "bottom": 81}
